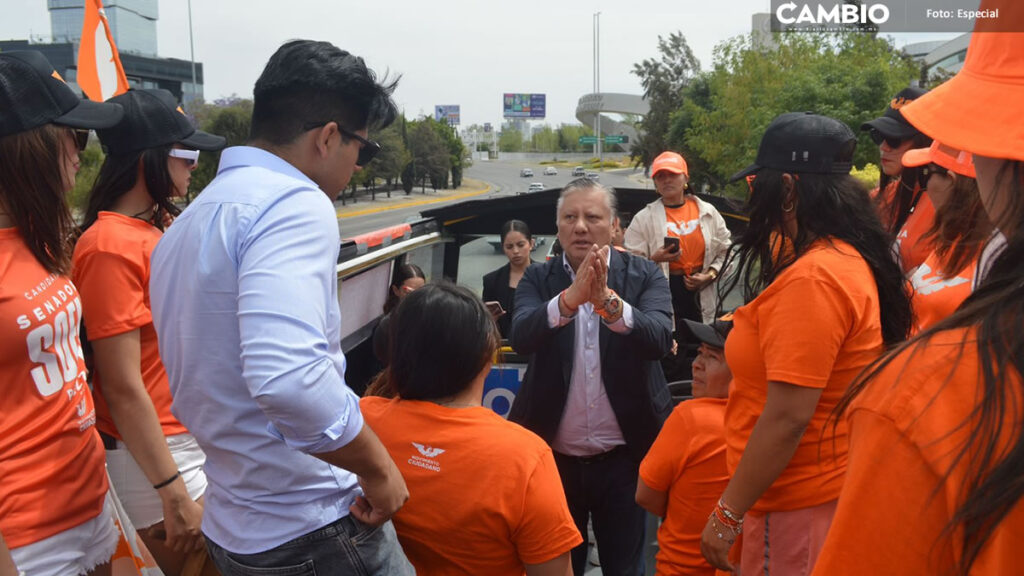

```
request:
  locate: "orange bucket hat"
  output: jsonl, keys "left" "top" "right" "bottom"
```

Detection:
{"left": 899, "top": 0, "right": 1024, "bottom": 162}
{"left": 902, "top": 141, "right": 977, "bottom": 178}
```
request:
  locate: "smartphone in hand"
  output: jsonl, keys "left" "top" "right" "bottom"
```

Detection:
{"left": 485, "top": 301, "right": 506, "bottom": 319}
{"left": 663, "top": 236, "right": 680, "bottom": 253}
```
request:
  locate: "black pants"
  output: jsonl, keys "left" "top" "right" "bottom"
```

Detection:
{"left": 554, "top": 446, "right": 646, "bottom": 576}
{"left": 664, "top": 275, "right": 703, "bottom": 382}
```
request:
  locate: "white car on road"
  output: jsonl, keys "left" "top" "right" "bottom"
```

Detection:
{"left": 543, "top": 166, "right": 558, "bottom": 176}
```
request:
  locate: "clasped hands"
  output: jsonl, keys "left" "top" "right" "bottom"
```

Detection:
{"left": 559, "top": 244, "right": 612, "bottom": 315}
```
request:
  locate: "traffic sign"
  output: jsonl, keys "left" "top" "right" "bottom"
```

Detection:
{"left": 578, "top": 135, "right": 629, "bottom": 144}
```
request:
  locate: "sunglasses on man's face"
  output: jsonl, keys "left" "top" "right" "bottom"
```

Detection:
{"left": 67, "top": 128, "right": 89, "bottom": 151}
{"left": 869, "top": 129, "right": 904, "bottom": 149}
{"left": 304, "top": 122, "right": 381, "bottom": 167}
{"left": 168, "top": 148, "right": 200, "bottom": 167}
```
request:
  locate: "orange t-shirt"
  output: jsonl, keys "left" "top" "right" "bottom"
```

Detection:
{"left": 724, "top": 238, "right": 884, "bottom": 512}
{"left": 874, "top": 181, "right": 936, "bottom": 273}
{"left": 640, "top": 397, "right": 729, "bottom": 576}
{"left": 0, "top": 228, "right": 108, "bottom": 548}
{"left": 812, "top": 327, "right": 1024, "bottom": 575}
{"left": 360, "top": 397, "right": 582, "bottom": 575}
{"left": 664, "top": 200, "right": 705, "bottom": 275}
{"left": 73, "top": 212, "right": 187, "bottom": 440}
{"left": 909, "top": 249, "right": 976, "bottom": 334}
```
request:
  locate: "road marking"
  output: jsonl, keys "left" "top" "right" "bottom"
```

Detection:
{"left": 337, "top": 185, "right": 492, "bottom": 219}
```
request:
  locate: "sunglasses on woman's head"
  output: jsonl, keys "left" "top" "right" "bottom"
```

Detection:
{"left": 869, "top": 129, "right": 904, "bottom": 149}
{"left": 168, "top": 148, "right": 200, "bottom": 167}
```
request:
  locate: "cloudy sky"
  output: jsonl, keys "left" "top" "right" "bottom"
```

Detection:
{"left": 2, "top": 1, "right": 955, "bottom": 127}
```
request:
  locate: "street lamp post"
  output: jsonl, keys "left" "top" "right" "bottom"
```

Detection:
{"left": 593, "top": 12, "right": 603, "bottom": 170}
{"left": 187, "top": 0, "right": 198, "bottom": 105}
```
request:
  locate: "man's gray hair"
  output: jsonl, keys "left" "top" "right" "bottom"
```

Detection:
{"left": 556, "top": 177, "right": 618, "bottom": 223}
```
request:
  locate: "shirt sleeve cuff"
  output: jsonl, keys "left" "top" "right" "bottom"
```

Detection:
{"left": 265, "top": 405, "right": 366, "bottom": 454}
{"left": 547, "top": 294, "right": 574, "bottom": 328}
{"left": 603, "top": 302, "right": 634, "bottom": 333}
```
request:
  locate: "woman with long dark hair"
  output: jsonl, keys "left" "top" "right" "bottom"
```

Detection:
{"left": 699, "top": 112, "right": 911, "bottom": 575}
{"left": 483, "top": 219, "right": 536, "bottom": 338}
{"left": 861, "top": 87, "right": 935, "bottom": 273}
{"left": 813, "top": 5, "right": 1024, "bottom": 573}
{"left": 901, "top": 141, "right": 992, "bottom": 333}
{"left": 0, "top": 50, "right": 123, "bottom": 576}
{"left": 361, "top": 282, "right": 581, "bottom": 575}
{"left": 73, "top": 88, "right": 225, "bottom": 575}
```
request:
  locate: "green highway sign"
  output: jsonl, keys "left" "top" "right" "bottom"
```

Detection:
{"left": 578, "top": 135, "right": 629, "bottom": 144}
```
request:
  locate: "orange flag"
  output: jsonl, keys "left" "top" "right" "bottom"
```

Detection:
{"left": 77, "top": 0, "right": 130, "bottom": 101}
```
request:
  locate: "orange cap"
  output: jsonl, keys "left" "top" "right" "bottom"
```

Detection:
{"left": 651, "top": 151, "right": 689, "bottom": 177}
{"left": 900, "top": 0, "right": 1024, "bottom": 162}
{"left": 902, "top": 141, "right": 977, "bottom": 178}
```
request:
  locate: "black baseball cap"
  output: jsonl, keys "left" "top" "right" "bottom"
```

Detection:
{"left": 0, "top": 50, "right": 124, "bottom": 138}
{"left": 860, "top": 87, "right": 928, "bottom": 141}
{"left": 682, "top": 315, "right": 734, "bottom": 349}
{"left": 96, "top": 89, "right": 226, "bottom": 155}
{"left": 729, "top": 112, "right": 856, "bottom": 182}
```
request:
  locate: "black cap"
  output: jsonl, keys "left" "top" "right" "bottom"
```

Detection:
{"left": 682, "top": 315, "right": 734, "bottom": 349}
{"left": 729, "top": 112, "right": 856, "bottom": 182}
{"left": 0, "top": 50, "right": 124, "bottom": 138}
{"left": 96, "top": 89, "right": 227, "bottom": 156}
{"left": 860, "top": 87, "right": 928, "bottom": 141}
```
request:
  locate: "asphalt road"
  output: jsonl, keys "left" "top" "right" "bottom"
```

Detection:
{"left": 337, "top": 158, "right": 651, "bottom": 239}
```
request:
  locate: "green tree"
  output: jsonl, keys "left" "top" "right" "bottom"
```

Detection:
{"left": 369, "top": 122, "right": 408, "bottom": 196}
{"left": 429, "top": 118, "right": 466, "bottom": 188}
{"left": 498, "top": 129, "right": 524, "bottom": 152}
{"left": 630, "top": 32, "right": 702, "bottom": 170}
{"left": 406, "top": 119, "right": 449, "bottom": 192}
{"left": 191, "top": 98, "right": 253, "bottom": 199}
{"left": 684, "top": 33, "right": 918, "bottom": 188}
{"left": 530, "top": 125, "right": 559, "bottom": 153}
{"left": 556, "top": 124, "right": 594, "bottom": 152}
{"left": 69, "top": 143, "right": 104, "bottom": 212}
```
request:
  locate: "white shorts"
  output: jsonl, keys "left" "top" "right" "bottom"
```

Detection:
{"left": 10, "top": 490, "right": 119, "bottom": 576}
{"left": 105, "top": 432, "right": 208, "bottom": 529}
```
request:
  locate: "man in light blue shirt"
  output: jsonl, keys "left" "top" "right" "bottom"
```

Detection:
{"left": 150, "top": 40, "right": 412, "bottom": 573}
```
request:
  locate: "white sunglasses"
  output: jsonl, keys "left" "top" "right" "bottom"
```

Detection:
{"left": 168, "top": 148, "right": 200, "bottom": 167}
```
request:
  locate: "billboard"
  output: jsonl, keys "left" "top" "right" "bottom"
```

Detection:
{"left": 503, "top": 93, "right": 546, "bottom": 118}
{"left": 434, "top": 105, "right": 460, "bottom": 125}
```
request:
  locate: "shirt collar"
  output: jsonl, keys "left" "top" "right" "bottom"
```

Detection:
{"left": 216, "top": 146, "right": 319, "bottom": 189}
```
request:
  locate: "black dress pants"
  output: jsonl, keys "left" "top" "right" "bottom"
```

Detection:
{"left": 554, "top": 446, "right": 646, "bottom": 576}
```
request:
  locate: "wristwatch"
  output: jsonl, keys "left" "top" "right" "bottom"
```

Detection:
{"left": 597, "top": 290, "right": 623, "bottom": 321}
{"left": 707, "top": 268, "right": 719, "bottom": 280}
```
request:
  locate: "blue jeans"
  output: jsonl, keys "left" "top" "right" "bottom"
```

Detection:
{"left": 206, "top": 515, "right": 413, "bottom": 575}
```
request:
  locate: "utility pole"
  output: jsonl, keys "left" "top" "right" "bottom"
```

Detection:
{"left": 593, "top": 12, "right": 603, "bottom": 169}
{"left": 188, "top": 0, "right": 198, "bottom": 106}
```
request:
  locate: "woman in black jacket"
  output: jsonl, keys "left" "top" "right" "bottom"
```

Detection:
{"left": 483, "top": 220, "right": 535, "bottom": 338}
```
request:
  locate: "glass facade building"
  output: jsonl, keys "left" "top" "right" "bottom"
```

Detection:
{"left": 48, "top": 0, "right": 159, "bottom": 57}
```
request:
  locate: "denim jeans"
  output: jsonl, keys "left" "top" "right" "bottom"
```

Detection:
{"left": 206, "top": 515, "right": 414, "bottom": 575}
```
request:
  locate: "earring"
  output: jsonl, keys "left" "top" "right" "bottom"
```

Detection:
{"left": 782, "top": 201, "right": 795, "bottom": 213}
